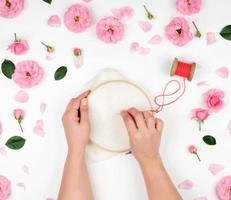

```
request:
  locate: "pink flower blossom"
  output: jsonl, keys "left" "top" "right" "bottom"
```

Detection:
{"left": 208, "top": 163, "right": 224, "bottom": 175}
{"left": 13, "top": 108, "right": 24, "bottom": 132}
{"left": 207, "top": 32, "right": 216, "bottom": 45}
{"left": 96, "top": 16, "right": 124, "bottom": 43}
{"left": 14, "top": 90, "right": 29, "bottom": 103}
{"left": 64, "top": 4, "right": 92, "bottom": 33}
{"left": 203, "top": 89, "right": 225, "bottom": 112}
{"left": 216, "top": 176, "right": 231, "bottom": 200}
{"left": 178, "top": 179, "right": 194, "bottom": 190}
{"left": 192, "top": 108, "right": 209, "bottom": 131}
{"left": 139, "top": 21, "right": 152, "bottom": 32}
{"left": 176, "top": 0, "right": 202, "bottom": 15}
{"left": 7, "top": 33, "right": 29, "bottom": 55}
{"left": 165, "top": 17, "right": 193, "bottom": 46}
{"left": 215, "top": 67, "right": 229, "bottom": 79}
{"left": 188, "top": 145, "right": 201, "bottom": 161}
{"left": 0, "top": 0, "right": 24, "bottom": 18}
{"left": 47, "top": 15, "right": 61, "bottom": 27}
{"left": 111, "top": 6, "right": 134, "bottom": 20}
{"left": 12, "top": 60, "right": 44, "bottom": 88}
{"left": 0, "top": 175, "right": 11, "bottom": 200}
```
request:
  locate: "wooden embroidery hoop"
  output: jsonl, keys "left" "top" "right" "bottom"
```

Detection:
{"left": 88, "top": 79, "right": 153, "bottom": 153}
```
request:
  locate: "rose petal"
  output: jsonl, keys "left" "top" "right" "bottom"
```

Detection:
{"left": 193, "top": 197, "right": 208, "bottom": 200}
{"left": 46, "top": 55, "right": 54, "bottom": 61}
{"left": 207, "top": 32, "right": 216, "bottom": 45}
{"left": 15, "top": 90, "right": 29, "bottom": 103}
{"left": 16, "top": 182, "right": 26, "bottom": 191}
{"left": 178, "top": 179, "right": 194, "bottom": 190}
{"left": 47, "top": 15, "right": 61, "bottom": 27}
{"left": 148, "top": 35, "right": 162, "bottom": 44}
{"left": 111, "top": 6, "right": 134, "bottom": 20}
{"left": 33, "top": 120, "right": 45, "bottom": 137}
{"left": 0, "top": 146, "right": 7, "bottom": 156}
{"left": 130, "top": 42, "right": 140, "bottom": 53}
{"left": 139, "top": 21, "right": 152, "bottom": 32}
{"left": 215, "top": 67, "right": 229, "bottom": 79}
{"left": 197, "top": 81, "right": 209, "bottom": 87}
{"left": 23, "top": 165, "right": 29, "bottom": 174}
{"left": 40, "top": 103, "right": 46, "bottom": 114}
{"left": 227, "top": 120, "right": 231, "bottom": 134}
{"left": 138, "top": 47, "right": 150, "bottom": 55}
{"left": 208, "top": 163, "right": 224, "bottom": 175}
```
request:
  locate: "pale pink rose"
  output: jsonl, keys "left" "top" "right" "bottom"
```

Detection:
{"left": 139, "top": 21, "right": 152, "bottom": 32}
{"left": 0, "top": 0, "right": 24, "bottom": 18}
{"left": 176, "top": 0, "right": 201, "bottom": 15}
{"left": 206, "top": 32, "right": 216, "bottom": 45}
{"left": 14, "top": 90, "right": 29, "bottom": 103}
{"left": 148, "top": 34, "right": 162, "bottom": 44}
{"left": 47, "top": 15, "right": 61, "bottom": 27}
{"left": 0, "top": 175, "right": 11, "bottom": 200}
{"left": 96, "top": 16, "right": 124, "bottom": 43}
{"left": 203, "top": 89, "right": 225, "bottom": 112}
{"left": 111, "top": 6, "right": 134, "bottom": 20}
{"left": 7, "top": 39, "right": 29, "bottom": 55}
{"left": 216, "top": 176, "right": 231, "bottom": 200}
{"left": 215, "top": 67, "right": 229, "bottom": 79}
{"left": 178, "top": 179, "right": 194, "bottom": 190}
{"left": 12, "top": 60, "right": 44, "bottom": 88}
{"left": 208, "top": 163, "right": 224, "bottom": 175}
{"left": 64, "top": 4, "right": 92, "bottom": 33}
{"left": 165, "top": 17, "right": 193, "bottom": 46}
{"left": 33, "top": 120, "right": 45, "bottom": 137}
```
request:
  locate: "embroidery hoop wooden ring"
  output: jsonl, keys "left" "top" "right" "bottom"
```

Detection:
{"left": 88, "top": 79, "right": 153, "bottom": 153}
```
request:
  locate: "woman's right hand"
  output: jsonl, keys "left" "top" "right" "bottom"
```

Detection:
{"left": 121, "top": 108, "right": 164, "bottom": 165}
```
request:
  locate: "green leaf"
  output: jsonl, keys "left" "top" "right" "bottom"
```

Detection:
{"left": 42, "top": 0, "right": 52, "bottom": 4}
{"left": 220, "top": 25, "right": 231, "bottom": 40}
{"left": 54, "top": 66, "right": 67, "bottom": 81}
{"left": 202, "top": 135, "right": 216, "bottom": 145}
{"left": 1, "top": 59, "right": 15, "bottom": 79}
{"left": 5, "top": 136, "right": 26, "bottom": 150}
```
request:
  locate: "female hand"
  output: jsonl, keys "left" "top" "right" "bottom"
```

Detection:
{"left": 121, "top": 108, "right": 163, "bottom": 165}
{"left": 62, "top": 90, "right": 91, "bottom": 155}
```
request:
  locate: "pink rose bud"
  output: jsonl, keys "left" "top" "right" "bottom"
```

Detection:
{"left": 188, "top": 145, "right": 201, "bottom": 162}
{"left": 13, "top": 109, "right": 24, "bottom": 132}
{"left": 41, "top": 42, "right": 54, "bottom": 53}
{"left": 192, "top": 108, "right": 209, "bottom": 131}
{"left": 7, "top": 33, "right": 29, "bottom": 55}
{"left": 73, "top": 48, "right": 81, "bottom": 56}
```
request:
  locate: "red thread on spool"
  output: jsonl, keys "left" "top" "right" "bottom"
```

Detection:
{"left": 152, "top": 58, "right": 196, "bottom": 113}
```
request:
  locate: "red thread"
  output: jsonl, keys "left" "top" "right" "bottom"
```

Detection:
{"left": 175, "top": 61, "right": 191, "bottom": 78}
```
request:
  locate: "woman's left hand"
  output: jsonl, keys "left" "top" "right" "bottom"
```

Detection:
{"left": 62, "top": 90, "right": 91, "bottom": 155}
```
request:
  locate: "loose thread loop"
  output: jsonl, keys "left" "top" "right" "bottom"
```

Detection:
{"left": 151, "top": 78, "right": 186, "bottom": 113}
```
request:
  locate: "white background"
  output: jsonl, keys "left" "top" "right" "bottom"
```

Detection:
{"left": 0, "top": 0, "right": 231, "bottom": 199}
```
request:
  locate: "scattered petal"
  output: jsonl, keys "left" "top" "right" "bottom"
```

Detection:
{"left": 208, "top": 163, "right": 224, "bottom": 175}
{"left": 178, "top": 179, "right": 194, "bottom": 190}
{"left": 0, "top": 146, "right": 7, "bottom": 156}
{"left": 207, "top": 32, "right": 216, "bottom": 45}
{"left": 215, "top": 67, "right": 229, "bottom": 79}
{"left": 74, "top": 56, "right": 84, "bottom": 69}
{"left": 40, "top": 103, "right": 47, "bottom": 114}
{"left": 139, "top": 21, "right": 152, "bottom": 32}
{"left": 130, "top": 42, "right": 140, "bottom": 53}
{"left": 33, "top": 120, "right": 45, "bottom": 137}
{"left": 111, "top": 6, "right": 134, "bottom": 20}
{"left": 15, "top": 90, "right": 29, "bottom": 103}
{"left": 227, "top": 120, "right": 231, "bottom": 134}
{"left": 197, "top": 81, "right": 209, "bottom": 87}
{"left": 47, "top": 15, "right": 61, "bottom": 27}
{"left": 137, "top": 47, "right": 150, "bottom": 55}
{"left": 129, "top": 42, "right": 150, "bottom": 55}
{"left": 23, "top": 165, "right": 29, "bottom": 174}
{"left": 16, "top": 182, "right": 26, "bottom": 191}
{"left": 45, "top": 55, "right": 55, "bottom": 61}
{"left": 148, "top": 35, "right": 162, "bottom": 44}
{"left": 193, "top": 197, "right": 208, "bottom": 200}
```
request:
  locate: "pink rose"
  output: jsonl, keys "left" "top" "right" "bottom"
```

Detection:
{"left": 0, "top": 175, "right": 11, "bottom": 200}
{"left": 7, "top": 34, "right": 29, "bottom": 55}
{"left": 96, "top": 16, "right": 124, "bottom": 43}
{"left": 204, "top": 89, "right": 225, "bottom": 112}
{"left": 192, "top": 108, "right": 209, "bottom": 131}
{"left": 165, "top": 17, "right": 193, "bottom": 46}
{"left": 13, "top": 108, "right": 24, "bottom": 132}
{"left": 188, "top": 145, "right": 201, "bottom": 161}
{"left": 0, "top": 0, "right": 24, "bottom": 18}
{"left": 216, "top": 176, "right": 231, "bottom": 200}
{"left": 64, "top": 4, "right": 92, "bottom": 33}
{"left": 12, "top": 60, "right": 44, "bottom": 88}
{"left": 176, "top": 0, "right": 202, "bottom": 15}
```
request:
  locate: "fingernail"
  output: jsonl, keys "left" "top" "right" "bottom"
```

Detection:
{"left": 81, "top": 98, "right": 88, "bottom": 106}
